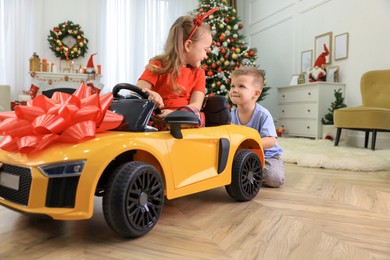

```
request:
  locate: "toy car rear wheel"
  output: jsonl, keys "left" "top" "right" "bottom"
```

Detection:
{"left": 103, "top": 161, "right": 164, "bottom": 238}
{"left": 225, "top": 150, "right": 262, "bottom": 201}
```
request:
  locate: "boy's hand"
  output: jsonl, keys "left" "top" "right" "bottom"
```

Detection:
{"left": 142, "top": 88, "right": 164, "bottom": 108}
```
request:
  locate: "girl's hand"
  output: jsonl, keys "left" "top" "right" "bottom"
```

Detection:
{"left": 155, "top": 109, "right": 174, "bottom": 120}
{"left": 142, "top": 88, "right": 164, "bottom": 108}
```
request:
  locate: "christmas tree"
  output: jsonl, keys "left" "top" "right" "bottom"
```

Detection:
{"left": 194, "top": 0, "right": 270, "bottom": 101}
{"left": 321, "top": 88, "right": 347, "bottom": 125}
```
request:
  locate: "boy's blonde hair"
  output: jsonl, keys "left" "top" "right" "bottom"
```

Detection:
{"left": 231, "top": 66, "right": 265, "bottom": 91}
{"left": 147, "top": 15, "right": 211, "bottom": 92}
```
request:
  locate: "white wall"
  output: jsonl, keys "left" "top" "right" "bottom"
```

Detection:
{"left": 238, "top": 0, "right": 390, "bottom": 148}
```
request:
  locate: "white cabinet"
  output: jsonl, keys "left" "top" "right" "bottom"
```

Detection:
{"left": 277, "top": 82, "right": 345, "bottom": 139}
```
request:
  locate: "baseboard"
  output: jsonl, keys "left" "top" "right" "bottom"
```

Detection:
{"left": 346, "top": 131, "right": 390, "bottom": 150}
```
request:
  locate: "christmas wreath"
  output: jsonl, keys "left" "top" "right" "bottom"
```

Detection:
{"left": 47, "top": 21, "right": 89, "bottom": 60}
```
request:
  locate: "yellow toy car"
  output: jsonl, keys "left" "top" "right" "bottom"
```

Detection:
{"left": 0, "top": 84, "right": 264, "bottom": 238}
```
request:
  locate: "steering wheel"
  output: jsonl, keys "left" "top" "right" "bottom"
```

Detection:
{"left": 112, "top": 83, "right": 161, "bottom": 114}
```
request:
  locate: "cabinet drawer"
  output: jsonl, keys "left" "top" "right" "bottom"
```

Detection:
{"left": 279, "top": 103, "right": 319, "bottom": 118}
{"left": 279, "top": 119, "right": 318, "bottom": 137}
{"left": 278, "top": 87, "right": 319, "bottom": 103}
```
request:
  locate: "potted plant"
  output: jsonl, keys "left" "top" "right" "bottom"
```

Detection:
{"left": 321, "top": 88, "right": 347, "bottom": 140}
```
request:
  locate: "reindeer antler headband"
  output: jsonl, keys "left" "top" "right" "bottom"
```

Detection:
{"left": 186, "top": 7, "right": 219, "bottom": 41}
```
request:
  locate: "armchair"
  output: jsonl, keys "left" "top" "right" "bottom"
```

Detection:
{"left": 334, "top": 70, "right": 390, "bottom": 150}
{"left": 0, "top": 85, "right": 11, "bottom": 112}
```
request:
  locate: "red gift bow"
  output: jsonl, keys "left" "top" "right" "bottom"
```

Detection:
{"left": 0, "top": 83, "right": 123, "bottom": 154}
{"left": 186, "top": 7, "right": 219, "bottom": 41}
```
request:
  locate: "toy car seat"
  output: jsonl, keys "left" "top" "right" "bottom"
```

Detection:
{"left": 202, "top": 95, "right": 231, "bottom": 127}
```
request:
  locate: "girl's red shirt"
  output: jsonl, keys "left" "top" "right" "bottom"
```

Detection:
{"left": 139, "top": 60, "right": 206, "bottom": 110}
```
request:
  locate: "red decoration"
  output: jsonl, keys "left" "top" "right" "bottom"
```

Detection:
{"left": 187, "top": 7, "right": 219, "bottom": 41}
{"left": 29, "top": 84, "right": 39, "bottom": 99}
{"left": 0, "top": 83, "right": 123, "bottom": 154}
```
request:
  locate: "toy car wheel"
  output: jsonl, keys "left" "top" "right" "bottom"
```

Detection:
{"left": 103, "top": 161, "right": 165, "bottom": 238}
{"left": 225, "top": 150, "right": 262, "bottom": 201}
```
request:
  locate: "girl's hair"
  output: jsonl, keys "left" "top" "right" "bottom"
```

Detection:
{"left": 232, "top": 66, "right": 265, "bottom": 90}
{"left": 146, "top": 15, "right": 210, "bottom": 92}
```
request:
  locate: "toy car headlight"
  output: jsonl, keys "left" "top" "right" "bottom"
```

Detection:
{"left": 38, "top": 160, "right": 86, "bottom": 178}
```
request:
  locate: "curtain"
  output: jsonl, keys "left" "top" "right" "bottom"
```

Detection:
{"left": 0, "top": 0, "right": 42, "bottom": 100}
{"left": 99, "top": 0, "right": 198, "bottom": 94}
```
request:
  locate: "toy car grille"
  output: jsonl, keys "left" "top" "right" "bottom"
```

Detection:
{"left": 0, "top": 164, "right": 31, "bottom": 206}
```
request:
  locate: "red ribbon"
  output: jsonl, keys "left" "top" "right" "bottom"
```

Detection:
{"left": 187, "top": 7, "right": 219, "bottom": 41}
{"left": 0, "top": 83, "right": 124, "bottom": 154}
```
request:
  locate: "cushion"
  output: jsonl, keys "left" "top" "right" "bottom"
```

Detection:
{"left": 334, "top": 106, "right": 390, "bottom": 130}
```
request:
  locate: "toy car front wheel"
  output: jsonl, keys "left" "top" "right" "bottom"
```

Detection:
{"left": 225, "top": 150, "right": 263, "bottom": 201}
{"left": 103, "top": 161, "right": 165, "bottom": 238}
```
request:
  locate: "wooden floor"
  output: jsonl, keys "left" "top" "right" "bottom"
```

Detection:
{"left": 1, "top": 163, "right": 390, "bottom": 260}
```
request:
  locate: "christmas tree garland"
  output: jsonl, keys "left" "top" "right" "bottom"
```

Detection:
{"left": 47, "top": 21, "right": 89, "bottom": 60}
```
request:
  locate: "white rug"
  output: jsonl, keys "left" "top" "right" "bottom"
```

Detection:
{"left": 278, "top": 137, "right": 390, "bottom": 171}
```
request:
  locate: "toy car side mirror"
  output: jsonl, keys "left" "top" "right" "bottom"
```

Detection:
{"left": 164, "top": 110, "right": 199, "bottom": 139}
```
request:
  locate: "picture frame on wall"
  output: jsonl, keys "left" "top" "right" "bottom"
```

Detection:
{"left": 325, "top": 65, "right": 339, "bottom": 82}
{"left": 289, "top": 74, "right": 299, "bottom": 85}
{"left": 314, "top": 32, "right": 332, "bottom": 64}
{"left": 334, "top": 32, "right": 349, "bottom": 60}
{"left": 301, "top": 50, "right": 313, "bottom": 73}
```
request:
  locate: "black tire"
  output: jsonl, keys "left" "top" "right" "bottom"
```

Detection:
{"left": 103, "top": 161, "right": 164, "bottom": 238}
{"left": 225, "top": 150, "right": 263, "bottom": 201}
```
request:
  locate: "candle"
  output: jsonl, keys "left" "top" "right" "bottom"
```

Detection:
{"left": 65, "top": 49, "right": 69, "bottom": 62}
{"left": 42, "top": 59, "right": 48, "bottom": 72}
{"left": 97, "top": 64, "right": 101, "bottom": 75}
